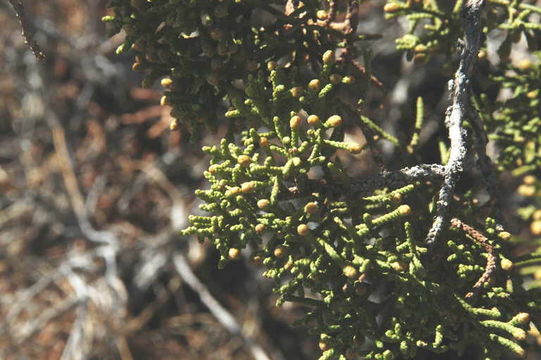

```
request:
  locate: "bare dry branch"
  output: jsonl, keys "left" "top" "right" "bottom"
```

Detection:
{"left": 173, "top": 253, "right": 272, "bottom": 360}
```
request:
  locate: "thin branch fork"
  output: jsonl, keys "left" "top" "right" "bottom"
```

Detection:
{"left": 425, "top": 0, "right": 486, "bottom": 245}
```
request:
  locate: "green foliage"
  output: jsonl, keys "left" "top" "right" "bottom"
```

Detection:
{"left": 106, "top": 0, "right": 541, "bottom": 359}
{"left": 104, "top": 0, "right": 371, "bottom": 137}
{"left": 384, "top": 0, "right": 541, "bottom": 62}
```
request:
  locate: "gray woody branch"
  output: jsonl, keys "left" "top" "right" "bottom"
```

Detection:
{"left": 425, "top": 0, "right": 485, "bottom": 245}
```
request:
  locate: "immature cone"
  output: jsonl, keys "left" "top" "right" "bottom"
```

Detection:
{"left": 343, "top": 265, "right": 358, "bottom": 279}
{"left": 414, "top": 44, "right": 427, "bottom": 53}
{"left": 290, "top": 115, "right": 302, "bottom": 129}
{"left": 322, "top": 50, "right": 335, "bottom": 64}
{"left": 478, "top": 50, "right": 487, "bottom": 59}
{"left": 325, "top": 115, "right": 342, "bottom": 127}
{"left": 225, "top": 186, "right": 241, "bottom": 197}
{"left": 274, "top": 246, "right": 286, "bottom": 258}
{"left": 259, "top": 136, "right": 269, "bottom": 147}
{"left": 297, "top": 224, "right": 310, "bottom": 236}
{"left": 228, "top": 248, "right": 241, "bottom": 259}
{"left": 501, "top": 258, "right": 514, "bottom": 271}
{"left": 237, "top": 155, "right": 251, "bottom": 167}
{"left": 241, "top": 181, "right": 255, "bottom": 193}
{"left": 307, "top": 114, "right": 320, "bottom": 125}
{"left": 308, "top": 79, "right": 321, "bottom": 92}
{"left": 316, "top": 10, "right": 328, "bottom": 20}
{"left": 318, "top": 341, "right": 329, "bottom": 351}
{"left": 267, "top": 61, "right": 277, "bottom": 71}
{"left": 283, "top": 260, "right": 293, "bottom": 271}
{"left": 257, "top": 199, "right": 270, "bottom": 209}
{"left": 517, "top": 184, "right": 535, "bottom": 197}
{"left": 531, "top": 220, "right": 541, "bottom": 235}
{"left": 255, "top": 223, "right": 265, "bottom": 233}
{"left": 523, "top": 175, "right": 537, "bottom": 185}
{"left": 397, "top": 204, "right": 412, "bottom": 215}
{"left": 161, "top": 77, "right": 173, "bottom": 88}
{"left": 304, "top": 202, "right": 319, "bottom": 215}
{"left": 383, "top": 3, "right": 401, "bottom": 13}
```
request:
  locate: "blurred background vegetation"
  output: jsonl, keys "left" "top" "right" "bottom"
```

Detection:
{"left": 0, "top": 1, "right": 540, "bottom": 359}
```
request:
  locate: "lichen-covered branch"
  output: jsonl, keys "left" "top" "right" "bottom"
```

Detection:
{"left": 426, "top": 0, "right": 485, "bottom": 245}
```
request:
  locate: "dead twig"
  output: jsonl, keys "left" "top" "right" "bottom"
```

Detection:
{"left": 450, "top": 218, "right": 496, "bottom": 298}
{"left": 8, "top": 0, "right": 45, "bottom": 59}
{"left": 172, "top": 253, "right": 272, "bottom": 360}
{"left": 15, "top": 295, "right": 80, "bottom": 344}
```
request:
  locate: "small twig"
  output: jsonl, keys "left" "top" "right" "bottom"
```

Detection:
{"left": 51, "top": 125, "right": 85, "bottom": 215}
{"left": 8, "top": 0, "right": 45, "bottom": 60}
{"left": 60, "top": 303, "right": 90, "bottom": 360}
{"left": 4, "top": 269, "right": 63, "bottom": 325}
{"left": 15, "top": 295, "right": 80, "bottom": 344}
{"left": 116, "top": 335, "right": 135, "bottom": 360}
{"left": 426, "top": 0, "right": 485, "bottom": 245}
{"left": 350, "top": 60, "right": 384, "bottom": 87}
{"left": 173, "top": 253, "right": 272, "bottom": 360}
{"left": 450, "top": 218, "right": 496, "bottom": 298}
